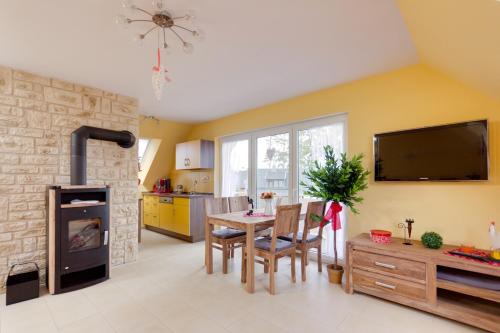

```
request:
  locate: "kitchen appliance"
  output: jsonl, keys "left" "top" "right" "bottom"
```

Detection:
{"left": 175, "top": 184, "right": 184, "bottom": 193}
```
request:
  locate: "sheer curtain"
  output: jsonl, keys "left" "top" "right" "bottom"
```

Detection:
{"left": 221, "top": 139, "right": 249, "bottom": 197}
{"left": 298, "top": 123, "right": 346, "bottom": 259}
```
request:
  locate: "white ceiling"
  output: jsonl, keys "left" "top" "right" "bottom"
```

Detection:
{"left": 0, "top": 0, "right": 417, "bottom": 123}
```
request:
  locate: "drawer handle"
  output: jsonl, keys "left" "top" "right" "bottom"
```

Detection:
{"left": 374, "top": 261, "right": 396, "bottom": 269}
{"left": 375, "top": 281, "right": 396, "bottom": 290}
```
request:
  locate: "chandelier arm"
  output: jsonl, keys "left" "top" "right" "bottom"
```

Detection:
{"left": 143, "top": 25, "right": 159, "bottom": 38}
{"left": 129, "top": 19, "right": 154, "bottom": 23}
{"left": 169, "top": 27, "right": 187, "bottom": 44}
{"left": 173, "top": 25, "right": 195, "bottom": 34}
{"left": 163, "top": 28, "right": 167, "bottom": 47}
{"left": 134, "top": 7, "right": 153, "bottom": 16}
{"left": 172, "top": 15, "right": 187, "bottom": 20}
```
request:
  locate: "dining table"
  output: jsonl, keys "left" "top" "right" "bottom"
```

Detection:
{"left": 205, "top": 206, "right": 307, "bottom": 293}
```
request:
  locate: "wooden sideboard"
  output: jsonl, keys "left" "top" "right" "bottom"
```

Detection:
{"left": 345, "top": 234, "right": 500, "bottom": 333}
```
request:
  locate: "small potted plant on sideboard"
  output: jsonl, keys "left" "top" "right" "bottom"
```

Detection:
{"left": 302, "top": 145, "right": 369, "bottom": 284}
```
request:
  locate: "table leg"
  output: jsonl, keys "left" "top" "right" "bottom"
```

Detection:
{"left": 205, "top": 219, "right": 214, "bottom": 274}
{"left": 245, "top": 224, "right": 255, "bottom": 293}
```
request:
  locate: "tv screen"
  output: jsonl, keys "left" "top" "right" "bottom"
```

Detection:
{"left": 374, "top": 120, "right": 488, "bottom": 181}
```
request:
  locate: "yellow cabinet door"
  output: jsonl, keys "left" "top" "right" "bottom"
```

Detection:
{"left": 159, "top": 202, "right": 174, "bottom": 230}
{"left": 143, "top": 195, "right": 160, "bottom": 227}
{"left": 173, "top": 198, "right": 190, "bottom": 236}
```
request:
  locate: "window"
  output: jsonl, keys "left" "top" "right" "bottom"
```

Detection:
{"left": 220, "top": 114, "right": 347, "bottom": 259}
{"left": 137, "top": 138, "right": 150, "bottom": 171}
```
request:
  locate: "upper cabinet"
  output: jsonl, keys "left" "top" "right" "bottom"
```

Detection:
{"left": 176, "top": 140, "right": 214, "bottom": 170}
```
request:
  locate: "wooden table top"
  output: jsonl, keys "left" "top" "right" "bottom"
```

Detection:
{"left": 207, "top": 206, "right": 308, "bottom": 225}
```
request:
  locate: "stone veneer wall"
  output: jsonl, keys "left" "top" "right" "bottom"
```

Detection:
{"left": 0, "top": 65, "right": 139, "bottom": 290}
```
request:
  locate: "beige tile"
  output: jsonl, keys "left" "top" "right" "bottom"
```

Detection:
{"left": 104, "top": 303, "right": 171, "bottom": 333}
{"left": 1, "top": 297, "right": 58, "bottom": 333}
{"left": 58, "top": 313, "right": 114, "bottom": 333}
{"left": 225, "top": 312, "right": 287, "bottom": 333}
{"left": 44, "top": 290, "right": 98, "bottom": 328}
{"left": 82, "top": 280, "right": 134, "bottom": 312}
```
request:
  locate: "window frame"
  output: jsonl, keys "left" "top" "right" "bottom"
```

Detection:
{"left": 219, "top": 114, "right": 347, "bottom": 202}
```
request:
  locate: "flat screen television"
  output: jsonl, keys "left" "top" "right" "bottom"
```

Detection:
{"left": 374, "top": 120, "right": 488, "bottom": 181}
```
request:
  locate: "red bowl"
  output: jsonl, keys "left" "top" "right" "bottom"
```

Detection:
{"left": 370, "top": 229, "right": 392, "bottom": 244}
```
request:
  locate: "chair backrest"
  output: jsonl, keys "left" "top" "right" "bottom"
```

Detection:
{"left": 228, "top": 196, "right": 249, "bottom": 212}
{"left": 204, "top": 197, "right": 230, "bottom": 216}
{"left": 301, "top": 201, "right": 326, "bottom": 242}
{"left": 271, "top": 204, "right": 302, "bottom": 251}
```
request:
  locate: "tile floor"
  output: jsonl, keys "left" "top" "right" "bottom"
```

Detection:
{"left": 0, "top": 230, "right": 482, "bottom": 333}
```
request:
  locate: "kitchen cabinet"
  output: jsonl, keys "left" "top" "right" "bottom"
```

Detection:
{"left": 143, "top": 193, "right": 210, "bottom": 242}
{"left": 143, "top": 195, "right": 159, "bottom": 227}
{"left": 175, "top": 140, "right": 214, "bottom": 170}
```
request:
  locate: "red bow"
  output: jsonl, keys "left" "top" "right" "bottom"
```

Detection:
{"left": 152, "top": 48, "right": 172, "bottom": 82}
{"left": 322, "top": 202, "right": 342, "bottom": 230}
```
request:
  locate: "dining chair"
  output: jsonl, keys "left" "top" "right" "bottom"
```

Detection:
{"left": 241, "top": 203, "right": 302, "bottom": 294}
{"left": 228, "top": 195, "right": 272, "bottom": 258}
{"left": 278, "top": 201, "right": 326, "bottom": 281}
{"left": 205, "top": 197, "right": 246, "bottom": 274}
{"left": 228, "top": 196, "right": 249, "bottom": 213}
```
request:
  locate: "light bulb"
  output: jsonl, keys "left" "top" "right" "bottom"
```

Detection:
{"left": 115, "top": 15, "right": 131, "bottom": 28}
{"left": 121, "top": 0, "right": 135, "bottom": 9}
{"left": 192, "top": 29, "right": 205, "bottom": 41}
{"left": 184, "top": 9, "right": 197, "bottom": 23}
{"left": 133, "top": 33, "right": 145, "bottom": 46}
{"left": 183, "top": 42, "right": 194, "bottom": 54}
{"left": 152, "top": 0, "right": 166, "bottom": 11}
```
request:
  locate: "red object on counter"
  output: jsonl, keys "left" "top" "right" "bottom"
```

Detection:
{"left": 370, "top": 229, "right": 392, "bottom": 244}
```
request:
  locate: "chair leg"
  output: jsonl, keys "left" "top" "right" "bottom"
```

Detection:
{"left": 317, "top": 245, "right": 322, "bottom": 272}
{"left": 222, "top": 243, "right": 229, "bottom": 274}
{"left": 264, "top": 259, "right": 269, "bottom": 273}
{"left": 241, "top": 247, "right": 246, "bottom": 283}
{"left": 305, "top": 251, "right": 309, "bottom": 266}
{"left": 274, "top": 259, "right": 278, "bottom": 273}
{"left": 291, "top": 252, "right": 296, "bottom": 283}
{"left": 269, "top": 257, "right": 276, "bottom": 295}
{"left": 230, "top": 244, "right": 235, "bottom": 258}
{"left": 301, "top": 250, "right": 306, "bottom": 282}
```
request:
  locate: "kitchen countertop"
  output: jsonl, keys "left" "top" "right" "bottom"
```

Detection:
{"left": 142, "top": 192, "right": 213, "bottom": 198}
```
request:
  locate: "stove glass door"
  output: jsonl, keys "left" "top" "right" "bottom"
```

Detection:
{"left": 68, "top": 218, "right": 101, "bottom": 253}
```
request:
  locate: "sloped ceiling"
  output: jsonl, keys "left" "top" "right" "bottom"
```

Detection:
{"left": 0, "top": 0, "right": 417, "bottom": 122}
{"left": 397, "top": 0, "right": 500, "bottom": 100}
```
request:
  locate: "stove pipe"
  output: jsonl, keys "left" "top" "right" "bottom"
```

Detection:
{"left": 70, "top": 126, "right": 136, "bottom": 185}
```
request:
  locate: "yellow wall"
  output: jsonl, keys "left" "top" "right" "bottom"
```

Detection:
{"left": 185, "top": 64, "right": 499, "bottom": 248}
{"left": 139, "top": 117, "right": 193, "bottom": 191}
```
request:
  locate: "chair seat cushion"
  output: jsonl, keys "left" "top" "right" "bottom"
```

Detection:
{"left": 255, "top": 237, "right": 295, "bottom": 252}
{"left": 278, "top": 232, "right": 320, "bottom": 243}
{"left": 212, "top": 228, "right": 246, "bottom": 239}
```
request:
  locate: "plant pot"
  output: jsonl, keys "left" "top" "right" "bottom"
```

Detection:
{"left": 327, "top": 264, "right": 344, "bottom": 284}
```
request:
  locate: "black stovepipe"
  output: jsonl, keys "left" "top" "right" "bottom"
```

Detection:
{"left": 70, "top": 126, "right": 136, "bottom": 185}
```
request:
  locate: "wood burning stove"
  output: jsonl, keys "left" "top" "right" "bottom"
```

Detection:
{"left": 46, "top": 126, "right": 136, "bottom": 294}
{"left": 47, "top": 186, "right": 110, "bottom": 294}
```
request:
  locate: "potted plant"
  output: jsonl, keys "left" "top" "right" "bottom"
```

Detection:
{"left": 301, "top": 145, "right": 369, "bottom": 284}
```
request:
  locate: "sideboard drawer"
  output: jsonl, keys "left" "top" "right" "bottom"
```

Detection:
{"left": 353, "top": 250, "right": 426, "bottom": 282}
{"left": 353, "top": 269, "right": 426, "bottom": 301}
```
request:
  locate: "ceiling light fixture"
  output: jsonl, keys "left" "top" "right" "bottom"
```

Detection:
{"left": 115, "top": 0, "right": 204, "bottom": 100}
